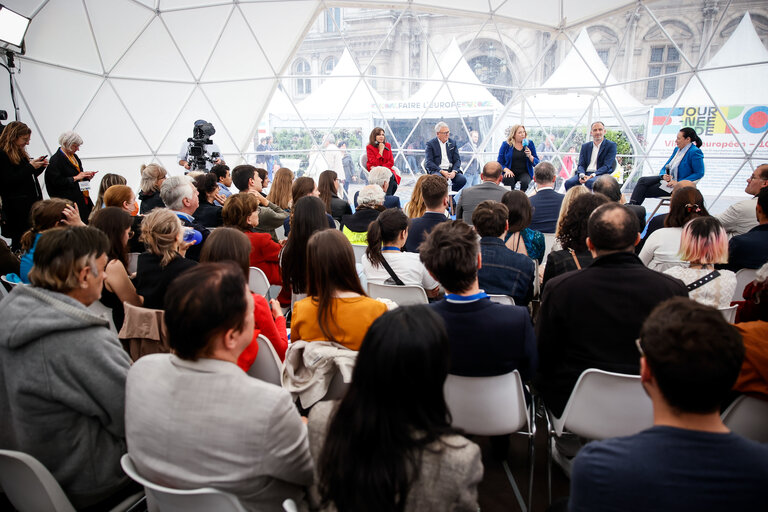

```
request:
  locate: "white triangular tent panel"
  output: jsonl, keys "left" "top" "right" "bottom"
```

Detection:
{"left": 111, "top": 78, "right": 195, "bottom": 151}
{"left": 158, "top": 0, "right": 224, "bottom": 9}
{"left": 84, "top": 0, "right": 154, "bottom": 73}
{"left": 200, "top": 8, "right": 272, "bottom": 81}
{"left": 1, "top": 1, "right": 42, "bottom": 17}
{"left": 82, "top": 157, "right": 154, "bottom": 193}
{"left": 75, "top": 83, "right": 152, "bottom": 157}
{"left": 111, "top": 16, "right": 193, "bottom": 81}
{"left": 22, "top": 0, "right": 102, "bottom": 73}
{"left": 201, "top": 79, "right": 276, "bottom": 150}
{"left": 161, "top": 4, "right": 233, "bottom": 79}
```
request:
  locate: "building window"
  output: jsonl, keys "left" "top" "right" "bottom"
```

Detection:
{"left": 596, "top": 49, "right": 609, "bottom": 66}
{"left": 325, "top": 8, "right": 341, "bottom": 32}
{"left": 322, "top": 57, "right": 336, "bottom": 75}
{"left": 646, "top": 45, "right": 680, "bottom": 99}
{"left": 294, "top": 59, "right": 311, "bottom": 95}
{"left": 369, "top": 65, "right": 377, "bottom": 90}
{"left": 468, "top": 54, "right": 513, "bottom": 104}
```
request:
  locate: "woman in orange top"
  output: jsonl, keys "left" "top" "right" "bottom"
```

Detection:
{"left": 292, "top": 229, "right": 387, "bottom": 350}
{"left": 221, "top": 192, "right": 282, "bottom": 285}
{"left": 366, "top": 126, "right": 399, "bottom": 195}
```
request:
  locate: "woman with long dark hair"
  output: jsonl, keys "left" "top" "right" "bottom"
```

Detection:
{"left": 363, "top": 208, "right": 439, "bottom": 297}
{"left": 291, "top": 229, "right": 387, "bottom": 350}
{"left": 501, "top": 190, "right": 545, "bottom": 261}
{"left": 366, "top": 126, "right": 399, "bottom": 195}
{"left": 90, "top": 207, "right": 143, "bottom": 329}
{"left": 318, "top": 170, "right": 352, "bottom": 224}
{"left": 629, "top": 127, "right": 705, "bottom": 206}
{"left": 309, "top": 305, "right": 482, "bottom": 511}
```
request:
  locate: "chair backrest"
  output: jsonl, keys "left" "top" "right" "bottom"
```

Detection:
{"left": 553, "top": 368, "right": 653, "bottom": 439}
{"left": 121, "top": 454, "right": 247, "bottom": 512}
{"left": 248, "top": 266, "right": 270, "bottom": 297}
{"left": 444, "top": 371, "right": 529, "bottom": 436}
{"left": 0, "top": 449, "right": 77, "bottom": 512}
{"left": 127, "top": 252, "right": 140, "bottom": 274}
{"left": 367, "top": 282, "right": 428, "bottom": 305}
{"left": 488, "top": 294, "right": 515, "bottom": 305}
{"left": 722, "top": 395, "right": 768, "bottom": 443}
{"left": 351, "top": 244, "right": 366, "bottom": 264}
{"left": 274, "top": 224, "right": 286, "bottom": 241}
{"left": 719, "top": 304, "right": 738, "bottom": 323}
{"left": 246, "top": 335, "right": 283, "bottom": 386}
{"left": 733, "top": 268, "right": 758, "bottom": 301}
{"left": 542, "top": 233, "right": 556, "bottom": 264}
{"left": 1, "top": 275, "right": 22, "bottom": 289}
{"left": 358, "top": 152, "right": 367, "bottom": 172}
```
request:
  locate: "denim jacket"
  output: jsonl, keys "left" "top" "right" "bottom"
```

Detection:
{"left": 478, "top": 236, "right": 535, "bottom": 304}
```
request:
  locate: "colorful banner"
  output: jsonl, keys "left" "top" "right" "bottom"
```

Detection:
{"left": 651, "top": 105, "right": 768, "bottom": 136}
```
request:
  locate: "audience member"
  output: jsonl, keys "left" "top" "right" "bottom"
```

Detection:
{"left": 592, "top": 174, "right": 645, "bottom": 229}
{"left": 341, "top": 184, "right": 384, "bottom": 245}
{"left": 716, "top": 164, "right": 767, "bottom": 236}
{"left": 420, "top": 220, "right": 537, "bottom": 378}
{"left": 283, "top": 176, "right": 335, "bottom": 236}
{"left": 723, "top": 187, "right": 768, "bottom": 272}
{"left": 456, "top": 161, "right": 507, "bottom": 224}
{"left": 528, "top": 161, "right": 564, "bottom": 233}
{"left": 635, "top": 179, "right": 696, "bottom": 252}
{"left": 126, "top": 263, "right": 313, "bottom": 510}
{"left": 733, "top": 266, "right": 768, "bottom": 397}
{"left": 89, "top": 172, "right": 126, "bottom": 221}
{"left": 570, "top": 297, "right": 768, "bottom": 511}
{"left": 90, "top": 207, "right": 143, "bottom": 330}
{"left": 541, "top": 193, "right": 609, "bottom": 290}
{"left": 664, "top": 217, "right": 736, "bottom": 308}
{"left": 44, "top": 131, "right": 94, "bottom": 223}
{"left": 472, "top": 200, "right": 535, "bottom": 304}
{"left": 318, "top": 169, "right": 352, "bottom": 224}
{"left": 362, "top": 208, "right": 440, "bottom": 298}
{"left": 232, "top": 164, "right": 289, "bottom": 239}
{"left": 292, "top": 229, "right": 387, "bottom": 350}
{"left": 639, "top": 186, "right": 708, "bottom": 271}
{"left": 354, "top": 166, "right": 401, "bottom": 209}
{"left": 309, "top": 306, "right": 482, "bottom": 511}
{"left": 536, "top": 203, "right": 688, "bottom": 420}
{"left": 210, "top": 163, "right": 232, "bottom": 206}
{"left": 424, "top": 121, "right": 466, "bottom": 193}
{"left": 564, "top": 121, "right": 617, "bottom": 191}
{"left": 221, "top": 192, "right": 282, "bottom": 285}
{"left": 192, "top": 172, "right": 223, "bottom": 228}
{"left": 404, "top": 174, "right": 428, "bottom": 219}
{"left": 501, "top": 190, "right": 545, "bottom": 261}
{"left": 0, "top": 226, "right": 135, "bottom": 509}
{"left": 138, "top": 163, "right": 167, "bottom": 214}
{"left": 200, "top": 227, "right": 288, "bottom": 368}
{"left": 160, "top": 175, "right": 209, "bottom": 261}
{"left": 553, "top": 184, "right": 589, "bottom": 242}
{"left": 266, "top": 167, "right": 294, "bottom": 210}
{"left": 134, "top": 208, "right": 197, "bottom": 309}
{"left": 278, "top": 196, "right": 330, "bottom": 306}
{"left": 736, "top": 261, "right": 768, "bottom": 322}
{"left": 404, "top": 174, "right": 449, "bottom": 252}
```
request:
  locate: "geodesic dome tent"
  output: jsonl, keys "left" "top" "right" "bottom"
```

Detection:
{"left": 0, "top": 0, "right": 766, "bottom": 209}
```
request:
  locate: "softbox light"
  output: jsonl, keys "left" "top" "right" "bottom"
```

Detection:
{"left": 0, "top": 5, "right": 30, "bottom": 52}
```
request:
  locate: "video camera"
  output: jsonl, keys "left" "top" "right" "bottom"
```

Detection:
{"left": 186, "top": 121, "right": 220, "bottom": 171}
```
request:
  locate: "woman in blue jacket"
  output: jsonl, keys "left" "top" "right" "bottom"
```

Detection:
{"left": 629, "top": 127, "right": 705, "bottom": 206}
{"left": 497, "top": 124, "right": 539, "bottom": 192}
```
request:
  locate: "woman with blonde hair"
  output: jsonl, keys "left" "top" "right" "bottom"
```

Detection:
{"left": 138, "top": 163, "right": 167, "bottom": 214}
{"left": 266, "top": 167, "right": 294, "bottom": 210}
{"left": 133, "top": 208, "right": 196, "bottom": 309}
{"left": 0, "top": 121, "right": 48, "bottom": 251}
{"left": 497, "top": 124, "right": 539, "bottom": 191}
{"left": 405, "top": 174, "right": 429, "bottom": 219}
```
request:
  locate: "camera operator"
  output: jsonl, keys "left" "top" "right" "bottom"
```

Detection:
{"left": 178, "top": 119, "right": 225, "bottom": 172}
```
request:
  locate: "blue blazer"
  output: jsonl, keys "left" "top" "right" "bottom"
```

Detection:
{"left": 425, "top": 137, "right": 462, "bottom": 174}
{"left": 404, "top": 212, "right": 449, "bottom": 253}
{"left": 658, "top": 145, "right": 705, "bottom": 182}
{"left": 529, "top": 188, "right": 564, "bottom": 233}
{"left": 577, "top": 139, "right": 617, "bottom": 176}
{"left": 497, "top": 140, "right": 540, "bottom": 178}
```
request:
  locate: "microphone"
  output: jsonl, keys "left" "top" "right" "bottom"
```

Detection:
{"left": 664, "top": 165, "right": 670, "bottom": 175}
{"left": 522, "top": 138, "right": 529, "bottom": 148}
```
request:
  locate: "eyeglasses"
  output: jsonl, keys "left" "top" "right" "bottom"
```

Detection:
{"left": 438, "top": 130, "right": 450, "bottom": 135}
{"left": 635, "top": 337, "right": 644, "bottom": 357}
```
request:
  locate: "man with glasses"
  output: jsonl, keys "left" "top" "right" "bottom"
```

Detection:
{"left": 425, "top": 121, "right": 466, "bottom": 192}
{"left": 716, "top": 163, "right": 768, "bottom": 236}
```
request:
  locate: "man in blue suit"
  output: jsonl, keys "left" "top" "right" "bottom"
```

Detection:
{"left": 564, "top": 121, "right": 617, "bottom": 191}
{"left": 424, "top": 121, "right": 466, "bottom": 192}
{"left": 529, "top": 162, "right": 564, "bottom": 233}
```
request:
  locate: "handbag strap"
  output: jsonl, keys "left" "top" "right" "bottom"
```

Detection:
{"left": 569, "top": 249, "right": 582, "bottom": 270}
{"left": 686, "top": 270, "right": 720, "bottom": 292}
{"left": 380, "top": 256, "right": 405, "bottom": 286}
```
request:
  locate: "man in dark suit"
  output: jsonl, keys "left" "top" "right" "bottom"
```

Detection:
{"left": 424, "top": 121, "right": 466, "bottom": 192}
{"left": 404, "top": 175, "right": 449, "bottom": 253}
{"left": 529, "top": 161, "right": 564, "bottom": 233}
{"left": 724, "top": 187, "right": 768, "bottom": 272}
{"left": 564, "top": 121, "right": 617, "bottom": 191}
{"left": 592, "top": 175, "right": 646, "bottom": 230}
{"left": 456, "top": 162, "right": 507, "bottom": 224}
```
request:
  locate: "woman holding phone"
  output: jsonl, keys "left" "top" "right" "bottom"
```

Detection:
{"left": 497, "top": 124, "right": 539, "bottom": 191}
{"left": 366, "top": 126, "right": 399, "bottom": 195}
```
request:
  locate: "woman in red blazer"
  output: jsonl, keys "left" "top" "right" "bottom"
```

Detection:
{"left": 366, "top": 127, "right": 400, "bottom": 194}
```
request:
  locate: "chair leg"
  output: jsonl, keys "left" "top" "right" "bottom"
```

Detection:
{"left": 502, "top": 460, "right": 527, "bottom": 512}
{"left": 527, "top": 433, "right": 535, "bottom": 511}
{"left": 546, "top": 414, "right": 554, "bottom": 505}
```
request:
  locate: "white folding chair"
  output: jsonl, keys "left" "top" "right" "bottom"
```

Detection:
{"left": 545, "top": 369, "right": 653, "bottom": 501}
{"left": 646, "top": 197, "right": 671, "bottom": 225}
{"left": 444, "top": 371, "right": 534, "bottom": 512}
{"left": 274, "top": 224, "right": 286, "bottom": 241}
{"left": 732, "top": 268, "right": 758, "bottom": 301}
{"left": 351, "top": 244, "right": 366, "bottom": 264}
{"left": 719, "top": 304, "right": 738, "bottom": 323}
{"left": 722, "top": 395, "right": 768, "bottom": 443}
{"left": 0, "top": 449, "right": 142, "bottom": 512}
{"left": 488, "top": 294, "right": 515, "bottom": 305}
{"left": 127, "top": 252, "right": 140, "bottom": 274}
{"left": 542, "top": 233, "right": 556, "bottom": 265}
{"left": 367, "top": 282, "right": 428, "bottom": 305}
{"left": 246, "top": 335, "right": 283, "bottom": 386}
{"left": 248, "top": 266, "right": 270, "bottom": 297}
{"left": 1, "top": 275, "right": 22, "bottom": 290}
{"left": 121, "top": 454, "right": 247, "bottom": 512}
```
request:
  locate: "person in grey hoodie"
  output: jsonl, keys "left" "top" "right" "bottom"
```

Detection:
{"left": 0, "top": 226, "right": 135, "bottom": 509}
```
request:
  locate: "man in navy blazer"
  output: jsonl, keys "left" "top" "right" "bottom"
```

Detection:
{"left": 424, "top": 121, "right": 466, "bottom": 192}
{"left": 564, "top": 121, "right": 617, "bottom": 191}
{"left": 529, "top": 162, "right": 564, "bottom": 233}
{"left": 404, "top": 174, "right": 450, "bottom": 253}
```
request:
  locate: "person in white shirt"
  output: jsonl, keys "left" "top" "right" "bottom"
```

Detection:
{"left": 716, "top": 163, "right": 768, "bottom": 237}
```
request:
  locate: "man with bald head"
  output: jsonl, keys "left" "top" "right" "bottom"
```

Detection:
{"left": 536, "top": 203, "right": 688, "bottom": 420}
{"left": 456, "top": 161, "right": 507, "bottom": 224}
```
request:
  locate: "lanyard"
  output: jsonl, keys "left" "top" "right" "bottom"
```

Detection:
{"left": 445, "top": 292, "right": 488, "bottom": 302}
{"left": 382, "top": 246, "right": 400, "bottom": 251}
